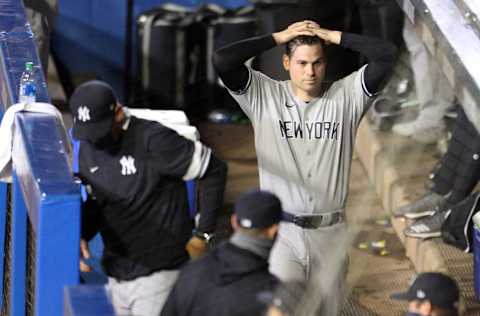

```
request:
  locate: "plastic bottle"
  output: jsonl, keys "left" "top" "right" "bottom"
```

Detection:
{"left": 18, "top": 61, "right": 36, "bottom": 103}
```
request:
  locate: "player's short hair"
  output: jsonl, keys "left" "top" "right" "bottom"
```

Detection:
{"left": 285, "top": 35, "right": 325, "bottom": 57}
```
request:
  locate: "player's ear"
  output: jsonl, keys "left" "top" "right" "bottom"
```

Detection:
{"left": 230, "top": 214, "right": 239, "bottom": 231}
{"left": 282, "top": 54, "right": 290, "bottom": 71}
{"left": 113, "top": 104, "right": 125, "bottom": 124}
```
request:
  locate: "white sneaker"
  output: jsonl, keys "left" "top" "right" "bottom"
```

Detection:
{"left": 403, "top": 208, "right": 450, "bottom": 239}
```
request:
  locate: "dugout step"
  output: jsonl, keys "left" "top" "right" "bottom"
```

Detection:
{"left": 354, "top": 118, "right": 480, "bottom": 314}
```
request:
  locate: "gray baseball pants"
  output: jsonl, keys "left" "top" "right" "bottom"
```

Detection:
{"left": 403, "top": 17, "right": 453, "bottom": 125}
{"left": 269, "top": 221, "right": 349, "bottom": 316}
{"left": 105, "top": 269, "right": 179, "bottom": 316}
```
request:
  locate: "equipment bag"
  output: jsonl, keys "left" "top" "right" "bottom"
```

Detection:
{"left": 137, "top": 4, "right": 206, "bottom": 110}
{"left": 203, "top": 5, "right": 257, "bottom": 110}
{"left": 441, "top": 192, "right": 480, "bottom": 253}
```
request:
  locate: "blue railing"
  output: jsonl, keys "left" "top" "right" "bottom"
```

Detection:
{"left": 0, "top": 0, "right": 82, "bottom": 315}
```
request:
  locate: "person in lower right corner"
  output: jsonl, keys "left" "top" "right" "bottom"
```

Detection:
{"left": 393, "top": 106, "right": 480, "bottom": 240}
{"left": 391, "top": 272, "right": 460, "bottom": 316}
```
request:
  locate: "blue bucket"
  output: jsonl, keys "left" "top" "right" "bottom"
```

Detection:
{"left": 474, "top": 227, "right": 480, "bottom": 300}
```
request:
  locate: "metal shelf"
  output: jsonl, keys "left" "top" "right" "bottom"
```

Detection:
{"left": 396, "top": 0, "right": 480, "bottom": 131}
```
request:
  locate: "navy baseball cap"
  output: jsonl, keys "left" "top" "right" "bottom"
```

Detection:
{"left": 391, "top": 272, "right": 460, "bottom": 310}
{"left": 235, "top": 189, "right": 283, "bottom": 229}
{"left": 69, "top": 80, "right": 117, "bottom": 143}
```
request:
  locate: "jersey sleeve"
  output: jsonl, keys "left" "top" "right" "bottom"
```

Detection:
{"left": 337, "top": 64, "right": 372, "bottom": 125}
{"left": 146, "top": 125, "right": 211, "bottom": 180}
{"left": 226, "top": 67, "right": 279, "bottom": 123}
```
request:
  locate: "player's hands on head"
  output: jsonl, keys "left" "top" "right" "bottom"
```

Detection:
{"left": 273, "top": 20, "right": 315, "bottom": 45}
{"left": 305, "top": 22, "right": 342, "bottom": 45}
{"left": 186, "top": 236, "right": 208, "bottom": 260}
{"left": 273, "top": 20, "right": 341, "bottom": 46}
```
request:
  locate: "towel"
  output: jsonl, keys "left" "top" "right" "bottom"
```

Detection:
{"left": 0, "top": 102, "right": 71, "bottom": 183}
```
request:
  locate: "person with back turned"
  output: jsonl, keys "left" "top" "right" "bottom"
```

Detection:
{"left": 161, "top": 189, "right": 282, "bottom": 316}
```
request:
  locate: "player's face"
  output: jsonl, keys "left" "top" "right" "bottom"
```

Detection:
{"left": 283, "top": 43, "right": 326, "bottom": 100}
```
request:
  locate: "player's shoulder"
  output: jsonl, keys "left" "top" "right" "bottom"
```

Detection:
{"left": 132, "top": 116, "right": 170, "bottom": 134}
{"left": 130, "top": 117, "right": 179, "bottom": 149}
{"left": 328, "top": 66, "right": 366, "bottom": 93}
{"left": 248, "top": 66, "right": 284, "bottom": 88}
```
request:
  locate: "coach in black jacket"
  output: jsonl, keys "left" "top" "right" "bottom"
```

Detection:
{"left": 160, "top": 189, "right": 282, "bottom": 316}
{"left": 70, "top": 80, "right": 227, "bottom": 316}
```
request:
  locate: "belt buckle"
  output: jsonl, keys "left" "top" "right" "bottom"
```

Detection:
{"left": 293, "top": 216, "right": 307, "bottom": 228}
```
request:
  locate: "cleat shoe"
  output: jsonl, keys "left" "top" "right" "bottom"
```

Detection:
{"left": 393, "top": 191, "right": 447, "bottom": 219}
{"left": 404, "top": 208, "right": 451, "bottom": 239}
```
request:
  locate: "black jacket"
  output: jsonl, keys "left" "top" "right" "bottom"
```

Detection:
{"left": 161, "top": 242, "right": 278, "bottom": 316}
{"left": 80, "top": 117, "right": 227, "bottom": 280}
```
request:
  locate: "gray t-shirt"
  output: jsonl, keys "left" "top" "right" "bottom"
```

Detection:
{"left": 229, "top": 66, "right": 371, "bottom": 215}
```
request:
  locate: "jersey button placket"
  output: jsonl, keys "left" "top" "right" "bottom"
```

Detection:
{"left": 308, "top": 196, "right": 314, "bottom": 211}
{"left": 306, "top": 148, "right": 312, "bottom": 179}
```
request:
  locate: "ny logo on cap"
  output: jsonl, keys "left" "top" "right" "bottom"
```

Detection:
{"left": 120, "top": 155, "right": 136, "bottom": 176}
{"left": 77, "top": 106, "right": 91, "bottom": 122}
{"left": 416, "top": 290, "right": 426, "bottom": 299}
{"left": 240, "top": 218, "right": 252, "bottom": 228}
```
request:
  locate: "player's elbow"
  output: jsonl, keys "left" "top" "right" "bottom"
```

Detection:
{"left": 381, "top": 42, "right": 398, "bottom": 67}
{"left": 204, "top": 154, "right": 228, "bottom": 182}
{"left": 213, "top": 155, "right": 228, "bottom": 180}
{"left": 212, "top": 48, "right": 233, "bottom": 74}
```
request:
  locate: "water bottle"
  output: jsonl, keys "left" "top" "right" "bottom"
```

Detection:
{"left": 18, "top": 61, "right": 36, "bottom": 103}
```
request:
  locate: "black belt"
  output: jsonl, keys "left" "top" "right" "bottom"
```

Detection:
{"left": 282, "top": 212, "right": 344, "bottom": 229}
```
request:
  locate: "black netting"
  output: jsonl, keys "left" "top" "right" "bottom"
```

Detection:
{"left": 26, "top": 217, "right": 36, "bottom": 316}
{"left": 0, "top": 184, "right": 36, "bottom": 316}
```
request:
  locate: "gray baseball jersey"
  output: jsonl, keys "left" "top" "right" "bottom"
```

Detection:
{"left": 229, "top": 65, "right": 371, "bottom": 215}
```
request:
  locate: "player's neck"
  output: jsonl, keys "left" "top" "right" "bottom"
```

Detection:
{"left": 291, "top": 85, "right": 322, "bottom": 103}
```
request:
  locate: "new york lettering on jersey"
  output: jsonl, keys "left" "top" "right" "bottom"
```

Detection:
{"left": 278, "top": 120, "right": 341, "bottom": 140}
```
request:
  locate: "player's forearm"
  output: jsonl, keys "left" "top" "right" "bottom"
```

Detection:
{"left": 213, "top": 34, "right": 276, "bottom": 91}
{"left": 340, "top": 32, "right": 398, "bottom": 93}
{"left": 214, "top": 34, "right": 276, "bottom": 72}
{"left": 196, "top": 154, "right": 228, "bottom": 233}
{"left": 81, "top": 198, "right": 100, "bottom": 242}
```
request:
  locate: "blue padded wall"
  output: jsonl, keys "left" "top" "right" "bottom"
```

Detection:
{"left": 13, "top": 113, "right": 81, "bottom": 316}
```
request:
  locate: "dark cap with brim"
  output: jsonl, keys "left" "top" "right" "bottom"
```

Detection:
{"left": 72, "top": 117, "right": 114, "bottom": 143}
{"left": 391, "top": 272, "right": 460, "bottom": 311}
{"left": 69, "top": 80, "right": 117, "bottom": 142}
{"left": 235, "top": 189, "right": 283, "bottom": 229}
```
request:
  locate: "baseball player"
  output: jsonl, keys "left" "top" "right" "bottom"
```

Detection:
{"left": 213, "top": 20, "right": 397, "bottom": 315}
{"left": 70, "top": 81, "right": 227, "bottom": 315}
